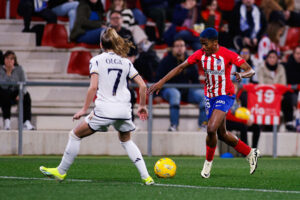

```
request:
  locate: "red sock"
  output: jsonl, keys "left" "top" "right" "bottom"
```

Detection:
{"left": 234, "top": 139, "right": 251, "bottom": 156}
{"left": 206, "top": 145, "right": 217, "bottom": 161}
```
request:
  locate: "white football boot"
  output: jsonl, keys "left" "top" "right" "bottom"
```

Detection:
{"left": 201, "top": 160, "right": 213, "bottom": 178}
{"left": 246, "top": 148, "right": 261, "bottom": 174}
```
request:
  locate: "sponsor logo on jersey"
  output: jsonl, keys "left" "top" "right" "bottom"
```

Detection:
{"left": 216, "top": 100, "right": 225, "bottom": 104}
{"left": 205, "top": 69, "right": 225, "bottom": 75}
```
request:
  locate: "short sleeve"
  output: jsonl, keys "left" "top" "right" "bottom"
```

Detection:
{"left": 230, "top": 50, "right": 245, "bottom": 67}
{"left": 128, "top": 61, "right": 138, "bottom": 79}
{"left": 89, "top": 58, "right": 99, "bottom": 75}
{"left": 187, "top": 50, "right": 203, "bottom": 65}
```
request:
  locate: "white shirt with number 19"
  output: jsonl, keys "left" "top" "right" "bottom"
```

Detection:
{"left": 89, "top": 52, "right": 138, "bottom": 120}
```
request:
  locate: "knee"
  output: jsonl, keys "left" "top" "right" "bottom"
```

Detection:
{"left": 68, "top": 9, "right": 76, "bottom": 18}
{"left": 119, "top": 132, "right": 131, "bottom": 142}
{"left": 207, "top": 124, "right": 217, "bottom": 134}
{"left": 168, "top": 90, "right": 181, "bottom": 105}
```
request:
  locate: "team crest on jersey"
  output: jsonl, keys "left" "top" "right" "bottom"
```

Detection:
{"left": 237, "top": 56, "right": 243, "bottom": 62}
{"left": 216, "top": 59, "right": 222, "bottom": 66}
{"left": 205, "top": 99, "right": 210, "bottom": 109}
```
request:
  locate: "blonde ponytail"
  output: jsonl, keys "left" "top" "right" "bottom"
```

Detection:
{"left": 101, "top": 27, "right": 135, "bottom": 57}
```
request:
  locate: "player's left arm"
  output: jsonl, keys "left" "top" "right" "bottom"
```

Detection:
{"left": 232, "top": 62, "right": 255, "bottom": 82}
{"left": 133, "top": 74, "right": 148, "bottom": 120}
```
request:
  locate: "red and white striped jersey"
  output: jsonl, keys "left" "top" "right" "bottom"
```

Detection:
{"left": 243, "top": 84, "right": 291, "bottom": 125}
{"left": 187, "top": 46, "right": 245, "bottom": 98}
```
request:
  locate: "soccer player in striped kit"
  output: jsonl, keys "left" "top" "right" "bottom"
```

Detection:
{"left": 148, "top": 28, "right": 260, "bottom": 178}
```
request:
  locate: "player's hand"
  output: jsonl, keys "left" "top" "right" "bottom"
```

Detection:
{"left": 137, "top": 105, "right": 148, "bottom": 121}
{"left": 232, "top": 72, "right": 242, "bottom": 81}
{"left": 73, "top": 109, "right": 86, "bottom": 121}
{"left": 147, "top": 81, "right": 163, "bottom": 95}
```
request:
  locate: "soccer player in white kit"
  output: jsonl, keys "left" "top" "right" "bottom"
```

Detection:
{"left": 40, "top": 28, "right": 154, "bottom": 185}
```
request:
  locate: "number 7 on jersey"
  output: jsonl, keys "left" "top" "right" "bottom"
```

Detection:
{"left": 108, "top": 68, "right": 123, "bottom": 96}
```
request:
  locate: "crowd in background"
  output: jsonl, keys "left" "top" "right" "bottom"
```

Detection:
{"left": 1, "top": 0, "right": 300, "bottom": 139}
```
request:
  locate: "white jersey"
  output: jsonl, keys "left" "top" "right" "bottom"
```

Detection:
{"left": 89, "top": 52, "right": 138, "bottom": 119}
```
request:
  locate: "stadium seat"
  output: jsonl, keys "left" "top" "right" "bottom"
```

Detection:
{"left": 10, "top": 0, "right": 20, "bottom": 18}
{"left": 0, "top": 0, "right": 6, "bottom": 18}
{"left": 67, "top": 51, "right": 92, "bottom": 76}
{"left": 217, "top": 0, "right": 235, "bottom": 11}
{"left": 281, "top": 27, "right": 300, "bottom": 52}
{"left": 58, "top": 16, "right": 69, "bottom": 22}
{"left": 41, "top": 24, "right": 74, "bottom": 48}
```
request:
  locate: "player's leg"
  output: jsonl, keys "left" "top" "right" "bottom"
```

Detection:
{"left": 161, "top": 88, "right": 181, "bottom": 131}
{"left": 187, "top": 88, "right": 207, "bottom": 129}
{"left": 218, "top": 117, "right": 260, "bottom": 174}
{"left": 40, "top": 118, "right": 95, "bottom": 181}
{"left": 201, "top": 109, "right": 226, "bottom": 178}
{"left": 115, "top": 119, "right": 154, "bottom": 185}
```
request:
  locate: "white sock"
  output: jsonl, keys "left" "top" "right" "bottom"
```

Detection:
{"left": 121, "top": 140, "right": 149, "bottom": 179}
{"left": 57, "top": 130, "right": 81, "bottom": 175}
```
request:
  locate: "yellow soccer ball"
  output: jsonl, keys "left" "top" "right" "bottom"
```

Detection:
{"left": 154, "top": 158, "right": 176, "bottom": 178}
{"left": 235, "top": 107, "right": 251, "bottom": 120}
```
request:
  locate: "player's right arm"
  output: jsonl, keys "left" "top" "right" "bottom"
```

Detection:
{"left": 133, "top": 74, "right": 148, "bottom": 121}
{"left": 148, "top": 60, "right": 190, "bottom": 95}
{"left": 73, "top": 73, "right": 99, "bottom": 120}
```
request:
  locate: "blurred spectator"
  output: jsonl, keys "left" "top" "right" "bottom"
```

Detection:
{"left": 198, "top": 0, "right": 232, "bottom": 47}
{"left": 164, "top": 0, "right": 202, "bottom": 51}
{"left": 257, "top": 50, "right": 295, "bottom": 131}
{"left": 109, "top": 10, "right": 138, "bottom": 59}
{"left": 260, "top": 0, "right": 300, "bottom": 27}
{"left": 140, "top": 0, "right": 173, "bottom": 43}
{"left": 285, "top": 46, "right": 300, "bottom": 85}
{"left": 107, "top": 0, "right": 153, "bottom": 52}
{"left": 257, "top": 50, "right": 286, "bottom": 84}
{"left": 109, "top": 11, "right": 159, "bottom": 82}
{"left": 233, "top": 47, "right": 259, "bottom": 84}
{"left": 48, "top": 0, "right": 79, "bottom": 32}
{"left": 257, "top": 21, "right": 285, "bottom": 61}
{"left": 230, "top": 0, "right": 267, "bottom": 52}
{"left": 282, "top": 46, "right": 300, "bottom": 130}
{"left": 18, "top": 0, "right": 57, "bottom": 32}
{"left": 126, "top": 0, "right": 147, "bottom": 25}
{"left": 154, "top": 39, "right": 207, "bottom": 131}
{"left": 0, "top": 51, "right": 34, "bottom": 130}
{"left": 198, "top": 0, "right": 222, "bottom": 31}
{"left": 0, "top": 50, "right": 3, "bottom": 65}
{"left": 70, "top": 0, "right": 105, "bottom": 44}
{"left": 226, "top": 82, "right": 261, "bottom": 148}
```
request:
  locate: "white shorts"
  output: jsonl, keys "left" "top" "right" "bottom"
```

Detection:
{"left": 85, "top": 110, "right": 136, "bottom": 133}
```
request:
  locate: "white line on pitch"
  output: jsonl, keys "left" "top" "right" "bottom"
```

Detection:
{"left": 0, "top": 176, "right": 299, "bottom": 194}
{"left": 0, "top": 176, "right": 92, "bottom": 182}
{"left": 153, "top": 183, "right": 300, "bottom": 194}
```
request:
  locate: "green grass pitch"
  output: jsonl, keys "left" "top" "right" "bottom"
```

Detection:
{"left": 0, "top": 156, "right": 299, "bottom": 200}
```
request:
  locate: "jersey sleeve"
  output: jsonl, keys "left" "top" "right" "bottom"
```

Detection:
{"left": 187, "top": 50, "right": 203, "bottom": 65}
{"left": 89, "top": 58, "right": 99, "bottom": 75}
{"left": 128, "top": 61, "right": 139, "bottom": 80}
{"left": 229, "top": 50, "right": 245, "bottom": 67}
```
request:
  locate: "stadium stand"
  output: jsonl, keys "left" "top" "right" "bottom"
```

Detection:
{"left": 67, "top": 50, "right": 92, "bottom": 76}
{"left": 41, "top": 23, "right": 73, "bottom": 48}
{"left": 280, "top": 27, "right": 300, "bottom": 52}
